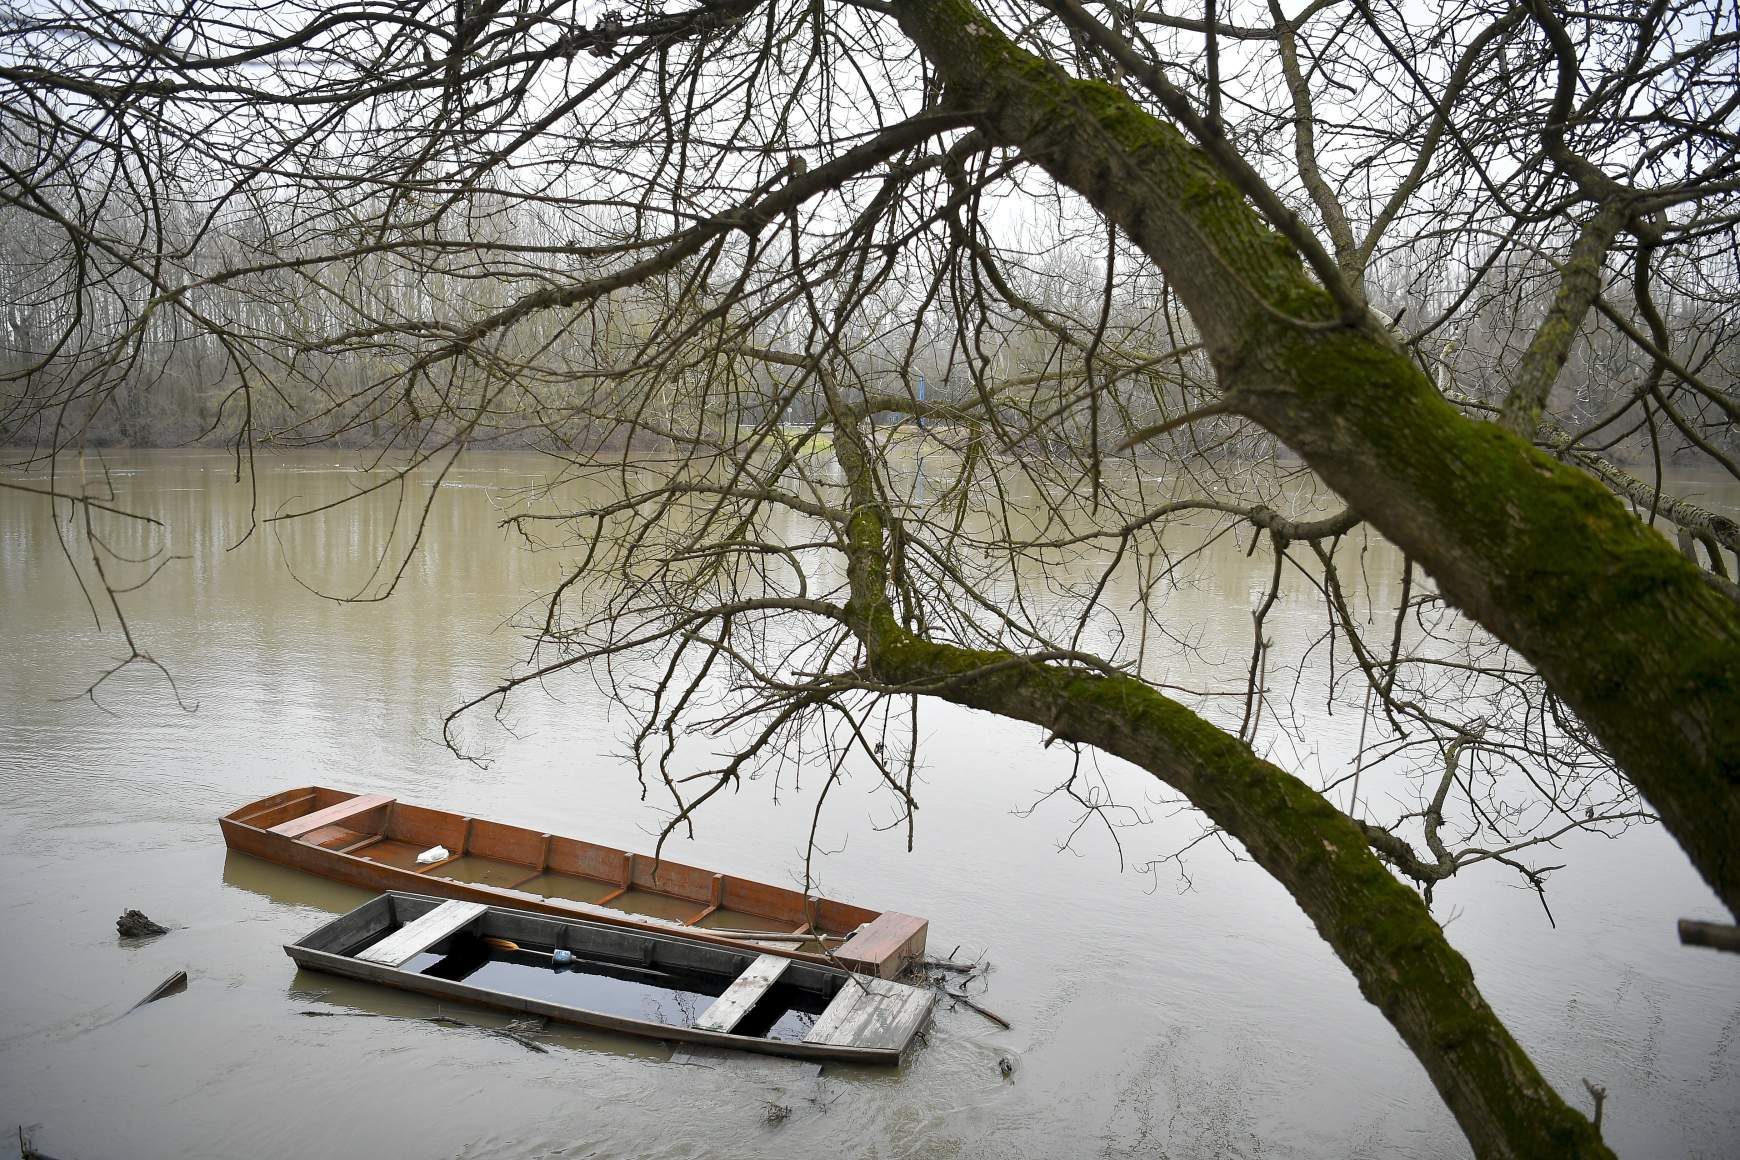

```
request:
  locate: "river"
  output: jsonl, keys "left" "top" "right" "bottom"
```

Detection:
{"left": 1, "top": 450, "right": 1735, "bottom": 1159}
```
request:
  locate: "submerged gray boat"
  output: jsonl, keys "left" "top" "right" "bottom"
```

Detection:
{"left": 287, "top": 892, "right": 934, "bottom": 1063}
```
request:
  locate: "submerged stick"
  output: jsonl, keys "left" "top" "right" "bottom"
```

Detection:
{"left": 299, "top": 1010, "right": 382, "bottom": 1017}
{"left": 944, "top": 987, "right": 1011, "bottom": 1030}
{"left": 298, "top": 1009, "right": 547, "bottom": 1053}
{"left": 487, "top": 1027, "right": 549, "bottom": 1054}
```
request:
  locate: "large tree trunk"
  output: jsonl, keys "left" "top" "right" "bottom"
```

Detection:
{"left": 889, "top": 0, "right": 1740, "bottom": 925}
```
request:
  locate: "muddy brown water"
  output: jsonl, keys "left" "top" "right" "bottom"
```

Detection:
{"left": 1, "top": 450, "right": 1736, "bottom": 1159}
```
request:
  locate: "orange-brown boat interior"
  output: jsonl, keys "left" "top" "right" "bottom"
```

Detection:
{"left": 221, "top": 786, "right": 927, "bottom": 977}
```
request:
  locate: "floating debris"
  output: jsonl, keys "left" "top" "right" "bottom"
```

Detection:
{"left": 129, "top": 970, "right": 187, "bottom": 1011}
{"left": 945, "top": 988, "right": 1011, "bottom": 1030}
{"left": 116, "top": 910, "right": 168, "bottom": 939}
{"left": 1678, "top": 918, "right": 1740, "bottom": 954}
{"left": 909, "top": 949, "right": 1008, "bottom": 1031}
{"left": 491, "top": 1018, "right": 550, "bottom": 1054}
{"left": 18, "top": 1126, "right": 65, "bottom": 1160}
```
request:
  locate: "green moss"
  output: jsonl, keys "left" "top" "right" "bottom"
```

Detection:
{"left": 1276, "top": 316, "right": 1740, "bottom": 904}
{"left": 1279, "top": 319, "right": 1730, "bottom": 647}
{"left": 904, "top": 0, "right": 1333, "bottom": 325}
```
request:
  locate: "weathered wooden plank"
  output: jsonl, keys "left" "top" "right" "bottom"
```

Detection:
{"left": 693, "top": 954, "right": 790, "bottom": 1033}
{"left": 828, "top": 980, "right": 910, "bottom": 1045}
{"left": 269, "top": 794, "right": 393, "bottom": 839}
{"left": 356, "top": 899, "right": 486, "bottom": 966}
{"left": 803, "top": 977, "right": 932, "bottom": 1051}
{"left": 803, "top": 979, "right": 879, "bottom": 1045}
{"left": 844, "top": 986, "right": 933, "bottom": 1052}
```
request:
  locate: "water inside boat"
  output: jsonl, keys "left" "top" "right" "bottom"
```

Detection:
{"left": 390, "top": 934, "right": 830, "bottom": 1042}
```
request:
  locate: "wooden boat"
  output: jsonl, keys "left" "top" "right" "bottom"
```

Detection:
{"left": 222, "top": 786, "right": 926, "bottom": 978}
{"left": 287, "top": 892, "right": 935, "bottom": 1064}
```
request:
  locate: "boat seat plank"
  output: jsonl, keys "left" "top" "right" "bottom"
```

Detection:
{"left": 356, "top": 900, "right": 487, "bottom": 967}
{"left": 803, "top": 978, "right": 886, "bottom": 1046}
{"left": 803, "top": 977, "right": 933, "bottom": 1051}
{"left": 269, "top": 794, "right": 394, "bottom": 839}
{"left": 692, "top": 954, "right": 791, "bottom": 1033}
{"left": 841, "top": 986, "right": 933, "bottom": 1052}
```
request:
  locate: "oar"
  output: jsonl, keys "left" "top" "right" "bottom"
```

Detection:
{"left": 482, "top": 938, "right": 678, "bottom": 981}
{"left": 688, "top": 927, "right": 844, "bottom": 942}
{"left": 483, "top": 936, "right": 567, "bottom": 961}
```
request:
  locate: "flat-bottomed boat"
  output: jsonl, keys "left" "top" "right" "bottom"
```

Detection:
{"left": 288, "top": 892, "right": 934, "bottom": 1063}
{"left": 222, "top": 786, "right": 926, "bottom": 977}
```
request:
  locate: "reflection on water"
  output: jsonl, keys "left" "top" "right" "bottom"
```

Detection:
{"left": 1, "top": 450, "right": 1737, "bottom": 1160}
{"left": 222, "top": 849, "right": 375, "bottom": 914}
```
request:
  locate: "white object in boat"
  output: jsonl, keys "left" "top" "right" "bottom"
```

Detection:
{"left": 414, "top": 845, "right": 450, "bottom": 865}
